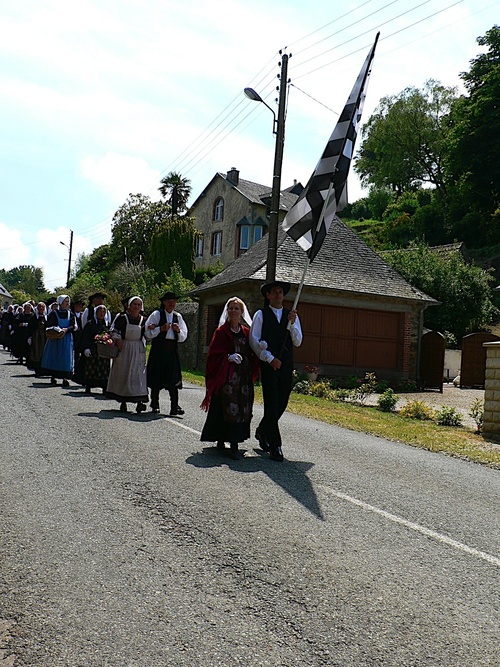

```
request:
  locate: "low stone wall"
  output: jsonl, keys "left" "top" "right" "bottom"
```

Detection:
{"left": 482, "top": 341, "right": 500, "bottom": 440}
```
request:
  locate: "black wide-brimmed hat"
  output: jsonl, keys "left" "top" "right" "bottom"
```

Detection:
{"left": 159, "top": 291, "right": 179, "bottom": 301}
{"left": 260, "top": 281, "right": 291, "bottom": 298}
{"left": 88, "top": 292, "right": 107, "bottom": 302}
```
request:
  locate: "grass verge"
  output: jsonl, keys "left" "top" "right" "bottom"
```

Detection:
{"left": 183, "top": 370, "right": 500, "bottom": 469}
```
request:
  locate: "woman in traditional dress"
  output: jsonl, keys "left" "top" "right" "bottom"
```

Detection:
{"left": 26, "top": 302, "right": 47, "bottom": 375}
{"left": 200, "top": 297, "right": 259, "bottom": 460}
{"left": 78, "top": 304, "right": 111, "bottom": 394}
{"left": 11, "top": 302, "right": 34, "bottom": 364}
{"left": 40, "top": 294, "right": 76, "bottom": 386}
{"left": 106, "top": 296, "right": 148, "bottom": 413}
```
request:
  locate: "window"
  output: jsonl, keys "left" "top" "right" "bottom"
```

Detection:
{"left": 253, "top": 226, "right": 264, "bottom": 244}
{"left": 211, "top": 231, "right": 222, "bottom": 256}
{"left": 240, "top": 225, "right": 250, "bottom": 250}
{"left": 195, "top": 235, "right": 204, "bottom": 258}
{"left": 213, "top": 197, "right": 224, "bottom": 221}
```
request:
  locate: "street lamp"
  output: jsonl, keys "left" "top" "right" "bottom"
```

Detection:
{"left": 60, "top": 230, "right": 73, "bottom": 288}
{"left": 244, "top": 52, "right": 289, "bottom": 283}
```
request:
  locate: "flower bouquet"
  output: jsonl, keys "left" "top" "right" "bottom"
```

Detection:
{"left": 95, "top": 332, "right": 118, "bottom": 359}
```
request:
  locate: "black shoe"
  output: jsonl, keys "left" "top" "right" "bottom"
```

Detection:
{"left": 120, "top": 402, "right": 128, "bottom": 413}
{"left": 170, "top": 405, "right": 185, "bottom": 416}
{"left": 269, "top": 447, "right": 284, "bottom": 462}
{"left": 151, "top": 407, "right": 160, "bottom": 414}
{"left": 50, "top": 377, "right": 57, "bottom": 386}
{"left": 62, "top": 379, "right": 70, "bottom": 387}
{"left": 136, "top": 402, "right": 147, "bottom": 413}
{"left": 255, "top": 428, "right": 270, "bottom": 452}
{"left": 85, "top": 386, "right": 91, "bottom": 394}
{"left": 216, "top": 441, "right": 226, "bottom": 451}
{"left": 229, "top": 444, "right": 240, "bottom": 460}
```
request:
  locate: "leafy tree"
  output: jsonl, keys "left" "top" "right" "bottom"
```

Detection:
{"left": 0, "top": 265, "right": 46, "bottom": 299}
{"left": 382, "top": 242, "right": 497, "bottom": 341}
{"left": 355, "top": 80, "right": 457, "bottom": 196}
{"left": 148, "top": 215, "right": 197, "bottom": 281}
{"left": 446, "top": 26, "right": 500, "bottom": 222}
{"left": 158, "top": 172, "right": 192, "bottom": 215}
{"left": 159, "top": 261, "right": 195, "bottom": 301}
{"left": 109, "top": 194, "right": 170, "bottom": 266}
{"left": 74, "top": 244, "right": 113, "bottom": 282}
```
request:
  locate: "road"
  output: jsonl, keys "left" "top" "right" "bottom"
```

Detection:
{"left": 1, "top": 350, "right": 499, "bottom": 666}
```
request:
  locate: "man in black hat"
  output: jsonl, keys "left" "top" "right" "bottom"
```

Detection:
{"left": 249, "top": 281, "right": 302, "bottom": 461}
{"left": 144, "top": 292, "right": 188, "bottom": 415}
{"left": 82, "top": 292, "right": 111, "bottom": 329}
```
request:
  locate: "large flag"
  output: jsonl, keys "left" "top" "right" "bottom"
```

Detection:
{"left": 282, "top": 33, "right": 379, "bottom": 261}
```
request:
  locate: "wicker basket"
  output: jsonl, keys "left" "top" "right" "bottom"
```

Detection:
{"left": 45, "top": 326, "right": 65, "bottom": 340}
{"left": 96, "top": 343, "right": 119, "bottom": 359}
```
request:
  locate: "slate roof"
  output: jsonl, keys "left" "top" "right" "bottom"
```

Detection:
{"left": 189, "top": 172, "right": 301, "bottom": 213}
{"left": 192, "top": 217, "right": 436, "bottom": 305}
{"left": 0, "top": 282, "right": 13, "bottom": 299}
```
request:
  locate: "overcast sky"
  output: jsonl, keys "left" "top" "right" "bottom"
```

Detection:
{"left": 0, "top": 0, "right": 498, "bottom": 291}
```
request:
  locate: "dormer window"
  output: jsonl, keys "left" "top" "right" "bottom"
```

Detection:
{"left": 213, "top": 197, "right": 224, "bottom": 222}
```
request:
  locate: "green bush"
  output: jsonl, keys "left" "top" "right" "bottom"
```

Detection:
{"left": 399, "top": 400, "right": 435, "bottom": 420}
{"left": 377, "top": 388, "right": 399, "bottom": 412}
{"left": 434, "top": 406, "right": 463, "bottom": 427}
{"left": 333, "top": 388, "right": 351, "bottom": 402}
{"left": 308, "top": 381, "right": 335, "bottom": 399}
{"left": 292, "top": 380, "right": 310, "bottom": 395}
{"left": 469, "top": 399, "right": 484, "bottom": 433}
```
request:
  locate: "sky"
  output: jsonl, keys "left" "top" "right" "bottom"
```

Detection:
{"left": 0, "top": 0, "right": 498, "bottom": 292}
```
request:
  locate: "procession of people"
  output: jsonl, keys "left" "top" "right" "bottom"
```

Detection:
{"left": 0, "top": 281, "right": 302, "bottom": 462}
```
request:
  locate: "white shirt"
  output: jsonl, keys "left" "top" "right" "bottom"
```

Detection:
{"left": 144, "top": 309, "right": 188, "bottom": 342}
{"left": 249, "top": 306, "right": 302, "bottom": 363}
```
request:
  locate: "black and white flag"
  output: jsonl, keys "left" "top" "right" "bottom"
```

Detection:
{"left": 282, "top": 33, "right": 379, "bottom": 261}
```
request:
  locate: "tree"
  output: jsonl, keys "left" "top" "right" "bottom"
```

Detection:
{"left": 158, "top": 172, "right": 192, "bottom": 216}
{"left": 0, "top": 265, "right": 46, "bottom": 299}
{"left": 446, "top": 26, "right": 500, "bottom": 221}
{"left": 109, "top": 194, "right": 170, "bottom": 266}
{"left": 355, "top": 80, "right": 457, "bottom": 196}
{"left": 382, "top": 243, "right": 497, "bottom": 341}
{"left": 148, "top": 215, "right": 197, "bottom": 281}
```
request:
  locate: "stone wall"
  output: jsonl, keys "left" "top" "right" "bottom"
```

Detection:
{"left": 482, "top": 341, "right": 500, "bottom": 440}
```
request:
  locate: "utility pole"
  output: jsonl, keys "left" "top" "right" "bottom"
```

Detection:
{"left": 266, "top": 52, "right": 289, "bottom": 284}
{"left": 66, "top": 230, "right": 73, "bottom": 288}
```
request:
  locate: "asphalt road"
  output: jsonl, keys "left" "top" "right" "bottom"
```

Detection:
{"left": 1, "top": 350, "right": 499, "bottom": 667}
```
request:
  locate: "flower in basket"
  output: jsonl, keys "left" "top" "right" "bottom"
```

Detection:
{"left": 94, "top": 332, "right": 114, "bottom": 346}
{"left": 305, "top": 365, "right": 320, "bottom": 375}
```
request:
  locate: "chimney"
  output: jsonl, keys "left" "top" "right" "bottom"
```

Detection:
{"left": 226, "top": 168, "right": 239, "bottom": 186}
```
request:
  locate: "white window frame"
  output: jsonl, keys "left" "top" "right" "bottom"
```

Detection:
{"left": 211, "top": 231, "right": 222, "bottom": 256}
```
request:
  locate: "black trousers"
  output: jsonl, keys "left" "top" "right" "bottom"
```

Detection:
{"left": 151, "top": 387, "right": 179, "bottom": 409}
{"left": 258, "top": 361, "right": 293, "bottom": 450}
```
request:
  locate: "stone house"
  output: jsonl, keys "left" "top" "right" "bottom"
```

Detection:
{"left": 189, "top": 167, "right": 302, "bottom": 269}
{"left": 191, "top": 219, "right": 437, "bottom": 383}
{"left": 0, "top": 282, "right": 13, "bottom": 309}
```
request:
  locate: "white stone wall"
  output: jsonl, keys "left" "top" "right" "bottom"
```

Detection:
{"left": 482, "top": 342, "right": 500, "bottom": 439}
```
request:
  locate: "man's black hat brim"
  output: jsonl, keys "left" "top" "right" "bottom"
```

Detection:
{"left": 260, "top": 281, "right": 291, "bottom": 298}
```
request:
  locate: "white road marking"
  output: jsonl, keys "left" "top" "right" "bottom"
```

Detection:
{"left": 320, "top": 485, "right": 500, "bottom": 568}
{"left": 167, "top": 419, "right": 500, "bottom": 568}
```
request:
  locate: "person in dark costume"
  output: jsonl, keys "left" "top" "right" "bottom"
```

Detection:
{"left": 200, "top": 297, "right": 259, "bottom": 460}
{"left": 81, "top": 292, "right": 111, "bottom": 329}
{"left": 78, "top": 304, "right": 111, "bottom": 394}
{"left": 249, "top": 281, "right": 302, "bottom": 462}
{"left": 40, "top": 294, "right": 76, "bottom": 386}
{"left": 26, "top": 302, "right": 47, "bottom": 375}
{"left": 11, "top": 302, "right": 34, "bottom": 364}
{"left": 0, "top": 305, "right": 15, "bottom": 350}
{"left": 106, "top": 296, "right": 149, "bottom": 413}
{"left": 144, "top": 292, "right": 188, "bottom": 416}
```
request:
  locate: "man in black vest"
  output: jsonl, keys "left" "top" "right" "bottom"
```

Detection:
{"left": 145, "top": 292, "right": 188, "bottom": 415}
{"left": 250, "top": 281, "right": 302, "bottom": 461}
